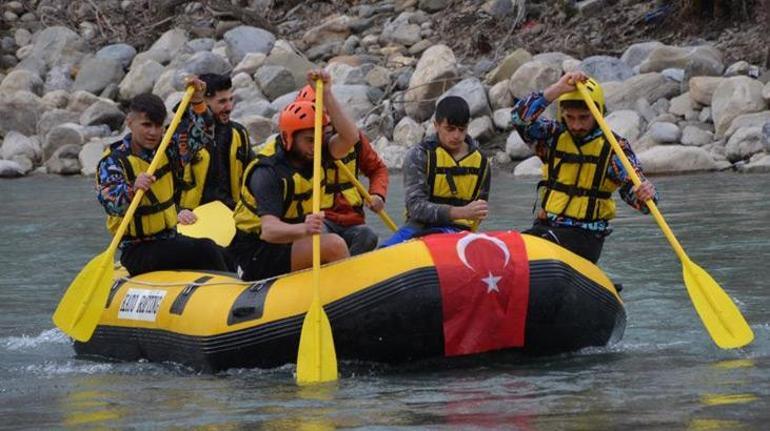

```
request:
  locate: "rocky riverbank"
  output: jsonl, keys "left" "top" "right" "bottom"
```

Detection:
{"left": 1, "top": 0, "right": 770, "bottom": 178}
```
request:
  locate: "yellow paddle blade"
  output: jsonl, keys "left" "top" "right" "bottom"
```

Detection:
{"left": 52, "top": 249, "right": 115, "bottom": 342}
{"left": 296, "top": 296, "right": 338, "bottom": 384}
{"left": 177, "top": 201, "right": 235, "bottom": 247}
{"left": 683, "top": 259, "right": 754, "bottom": 349}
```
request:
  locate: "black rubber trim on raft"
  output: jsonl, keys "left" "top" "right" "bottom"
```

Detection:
{"left": 227, "top": 278, "right": 278, "bottom": 325}
{"left": 169, "top": 275, "right": 213, "bottom": 315}
{"left": 105, "top": 278, "right": 128, "bottom": 309}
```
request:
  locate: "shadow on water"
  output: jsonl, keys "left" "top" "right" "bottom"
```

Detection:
{"left": 1, "top": 172, "right": 770, "bottom": 428}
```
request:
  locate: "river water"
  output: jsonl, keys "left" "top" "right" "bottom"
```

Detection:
{"left": 1, "top": 172, "right": 768, "bottom": 429}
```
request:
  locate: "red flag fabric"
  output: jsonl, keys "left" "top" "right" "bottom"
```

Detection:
{"left": 422, "top": 230, "right": 530, "bottom": 356}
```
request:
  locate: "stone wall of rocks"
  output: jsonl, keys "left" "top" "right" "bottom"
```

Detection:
{"left": 1, "top": 0, "right": 770, "bottom": 179}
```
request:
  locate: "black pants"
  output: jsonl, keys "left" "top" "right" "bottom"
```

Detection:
{"left": 323, "top": 219, "right": 378, "bottom": 256}
{"left": 228, "top": 230, "right": 293, "bottom": 281}
{"left": 523, "top": 220, "right": 606, "bottom": 264}
{"left": 120, "top": 235, "right": 230, "bottom": 276}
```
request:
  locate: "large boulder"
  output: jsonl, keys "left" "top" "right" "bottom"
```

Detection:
{"left": 493, "top": 108, "right": 513, "bottom": 130}
{"left": 508, "top": 61, "right": 561, "bottom": 99}
{"left": 95, "top": 43, "right": 136, "bottom": 69}
{"left": 80, "top": 100, "right": 125, "bottom": 130}
{"left": 301, "top": 15, "right": 353, "bottom": 48}
{"left": 17, "top": 26, "right": 86, "bottom": 73}
{"left": 681, "top": 126, "right": 713, "bottom": 147}
{"left": 0, "top": 90, "right": 44, "bottom": 136}
{"left": 688, "top": 76, "right": 723, "bottom": 106}
{"left": 118, "top": 60, "right": 164, "bottom": 101}
{"left": 468, "top": 116, "right": 494, "bottom": 142}
{"left": 637, "top": 145, "right": 718, "bottom": 174}
{"left": 488, "top": 79, "right": 513, "bottom": 110}
{"left": 647, "top": 122, "right": 681, "bottom": 143}
{"left": 72, "top": 56, "right": 125, "bottom": 94}
{"left": 505, "top": 130, "right": 533, "bottom": 160}
{"left": 513, "top": 155, "right": 542, "bottom": 177}
{"left": 331, "top": 84, "right": 375, "bottom": 122}
{"left": 255, "top": 65, "right": 296, "bottom": 101}
{"left": 638, "top": 44, "right": 724, "bottom": 76}
{"left": 66, "top": 90, "right": 101, "bottom": 114}
{"left": 142, "top": 28, "right": 189, "bottom": 65}
{"left": 224, "top": 26, "right": 276, "bottom": 65}
{"left": 739, "top": 154, "right": 770, "bottom": 173}
{"left": 180, "top": 51, "right": 233, "bottom": 77}
{"left": 437, "top": 78, "right": 491, "bottom": 117}
{"left": 711, "top": 77, "right": 766, "bottom": 137}
{"left": 605, "top": 110, "right": 643, "bottom": 143}
{"left": 725, "top": 127, "right": 764, "bottom": 162}
{"left": 238, "top": 115, "right": 273, "bottom": 146}
{"left": 578, "top": 55, "right": 634, "bottom": 82}
{"left": 404, "top": 44, "right": 459, "bottom": 121}
{"left": 45, "top": 144, "right": 82, "bottom": 175}
{"left": 0, "top": 160, "right": 24, "bottom": 177}
{"left": 263, "top": 45, "right": 316, "bottom": 89}
{"left": 393, "top": 116, "right": 424, "bottom": 147}
{"left": 486, "top": 48, "right": 532, "bottom": 84}
{"left": 603, "top": 73, "right": 680, "bottom": 112}
{"left": 37, "top": 109, "right": 80, "bottom": 139}
{"left": 233, "top": 53, "right": 267, "bottom": 76}
{"left": 620, "top": 41, "right": 665, "bottom": 69}
{"left": 531, "top": 52, "right": 574, "bottom": 71}
{"left": 1, "top": 130, "right": 38, "bottom": 161}
{"left": 0, "top": 69, "right": 43, "bottom": 95}
{"left": 724, "top": 111, "right": 770, "bottom": 140}
{"left": 43, "top": 123, "right": 85, "bottom": 161}
{"left": 79, "top": 138, "right": 111, "bottom": 176}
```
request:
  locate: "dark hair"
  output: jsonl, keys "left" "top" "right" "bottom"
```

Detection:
{"left": 199, "top": 73, "right": 232, "bottom": 97}
{"left": 559, "top": 99, "right": 590, "bottom": 111}
{"left": 435, "top": 96, "right": 470, "bottom": 126}
{"left": 129, "top": 93, "right": 166, "bottom": 125}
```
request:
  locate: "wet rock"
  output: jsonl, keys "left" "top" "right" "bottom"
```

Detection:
{"left": 637, "top": 145, "right": 717, "bottom": 174}
{"left": 224, "top": 25, "right": 276, "bottom": 65}
{"left": 711, "top": 77, "right": 766, "bottom": 137}
{"left": 73, "top": 57, "right": 125, "bottom": 94}
{"left": 404, "top": 44, "right": 459, "bottom": 122}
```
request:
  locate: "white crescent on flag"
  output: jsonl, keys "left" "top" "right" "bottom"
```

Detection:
{"left": 455, "top": 233, "right": 511, "bottom": 272}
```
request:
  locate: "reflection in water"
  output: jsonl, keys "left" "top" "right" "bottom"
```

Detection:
{"left": 61, "top": 386, "right": 123, "bottom": 427}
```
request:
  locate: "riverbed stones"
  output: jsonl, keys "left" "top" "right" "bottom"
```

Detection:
{"left": 404, "top": 44, "right": 459, "bottom": 122}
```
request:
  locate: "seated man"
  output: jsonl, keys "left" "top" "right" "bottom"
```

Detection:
{"left": 177, "top": 73, "right": 254, "bottom": 215}
{"left": 511, "top": 71, "right": 657, "bottom": 263}
{"left": 229, "top": 71, "right": 360, "bottom": 281}
{"left": 295, "top": 84, "right": 389, "bottom": 255}
{"left": 96, "top": 90, "right": 229, "bottom": 276}
{"left": 381, "top": 96, "right": 491, "bottom": 247}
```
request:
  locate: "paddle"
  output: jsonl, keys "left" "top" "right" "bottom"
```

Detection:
{"left": 177, "top": 201, "right": 236, "bottom": 247}
{"left": 333, "top": 160, "right": 398, "bottom": 232}
{"left": 52, "top": 86, "right": 197, "bottom": 342}
{"left": 576, "top": 82, "right": 754, "bottom": 349}
{"left": 296, "top": 79, "right": 338, "bottom": 384}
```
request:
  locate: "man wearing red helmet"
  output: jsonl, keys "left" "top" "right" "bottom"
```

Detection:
{"left": 294, "top": 84, "right": 389, "bottom": 255}
{"left": 229, "top": 70, "right": 360, "bottom": 281}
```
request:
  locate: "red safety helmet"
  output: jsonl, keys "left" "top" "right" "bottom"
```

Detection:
{"left": 295, "top": 84, "right": 316, "bottom": 103}
{"left": 278, "top": 101, "right": 329, "bottom": 151}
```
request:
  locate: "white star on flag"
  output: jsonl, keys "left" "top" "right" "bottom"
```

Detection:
{"left": 481, "top": 272, "right": 502, "bottom": 293}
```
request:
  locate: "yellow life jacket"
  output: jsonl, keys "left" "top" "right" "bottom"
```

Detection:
{"left": 324, "top": 143, "right": 363, "bottom": 208}
{"left": 104, "top": 151, "right": 177, "bottom": 239}
{"left": 425, "top": 144, "right": 489, "bottom": 229}
{"left": 178, "top": 123, "right": 250, "bottom": 210}
{"left": 233, "top": 140, "right": 333, "bottom": 235}
{"left": 540, "top": 130, "right": 618, "bottom": 221}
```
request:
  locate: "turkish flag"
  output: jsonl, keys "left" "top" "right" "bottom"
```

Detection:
{"left": 422, "top": 230, "right": 530, "bottom": 356}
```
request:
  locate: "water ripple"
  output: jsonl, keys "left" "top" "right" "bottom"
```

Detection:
{"left": 2, "top": 328, "right": 70, "bottom": 351}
